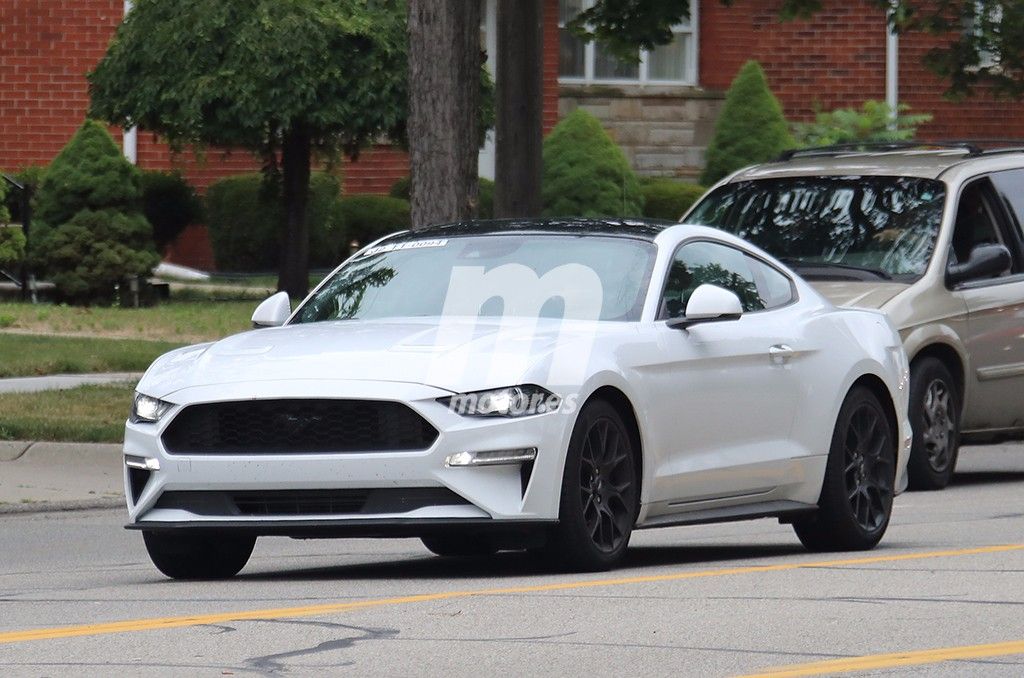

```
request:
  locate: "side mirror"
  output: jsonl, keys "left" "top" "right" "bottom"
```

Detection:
{"left": 666, "top": 284, "right": 743, "bottom": 330}
{"left": 946, "top": 243, "right": 1011, "bottom": 287}
{"left": 251, "top": 291, "right": 291, "bottom": 328}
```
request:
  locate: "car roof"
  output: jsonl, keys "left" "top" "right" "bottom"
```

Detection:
{"left": 732, "top": 148, "right": 1024, "bottom": 182}
{"left": 406, "top": 217, "right": 675, "bottom": 241}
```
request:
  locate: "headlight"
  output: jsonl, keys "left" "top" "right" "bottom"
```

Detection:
{"left": 439, "top": 385, "right": 560, "bottom": 418}
{"left": 131, "top": 392, "right": 172, "bottom": 424}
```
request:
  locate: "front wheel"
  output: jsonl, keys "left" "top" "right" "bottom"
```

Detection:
{"left": 793, "top": 386, "right": 896, "bottom": 552}
{"left": 906, "top": 358, "right": 960, "bottom": 491}
{"left": 143, "top": 531, "right": 255, "bottom": 580}
{"left": 543, "top": 399, "right": 638, "bottom": 571}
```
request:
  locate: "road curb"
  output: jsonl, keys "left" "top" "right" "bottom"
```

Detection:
{"left": 0, "top": 441, "right": 124, "bottom": 513}
{"left": 0, "top": 497, "right": 123, "bottom": 515}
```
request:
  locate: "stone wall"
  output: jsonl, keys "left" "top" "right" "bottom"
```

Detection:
{"left": 558, "top": 85, "right": 724, "bottom": 181}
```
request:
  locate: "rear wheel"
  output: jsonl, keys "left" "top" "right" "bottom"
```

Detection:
{"left": 793, "top": 386, "right": 896, "bottom": 552}
{"left": 906, "top": 357, "right": 960, "bottom": 490}
{"left": 143, "top": 531, "right": 255, "bottom": 580}
{"left": 544, "top": 399, "right": 638, "bottom": 571}
{"left": 420, "top": 535, "right": 497, "bottom": 558}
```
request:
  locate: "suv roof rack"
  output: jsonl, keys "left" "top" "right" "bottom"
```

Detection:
{"left": 777, "top": 140, "right": 1024, "bottom": 161}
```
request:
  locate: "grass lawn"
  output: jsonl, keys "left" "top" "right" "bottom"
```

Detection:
{"left": 0, "top": 334, "right": 183, "bottom": 378}
{"left": 0, "top": 383, "right": 133, "bottom": 443}
{"left": 0, "top": 300, "right": 257, "bottom": 343}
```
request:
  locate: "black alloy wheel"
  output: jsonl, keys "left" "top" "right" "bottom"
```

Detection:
{"left": 793, "top": 386, "right": 896, "bottom": 551}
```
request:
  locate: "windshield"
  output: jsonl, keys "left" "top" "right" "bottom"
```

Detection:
{"left": 293, "top": 234, "right": 657, "bottom": 324}
{"left": 684, "top": 176, "right": 946, "bottom": 280}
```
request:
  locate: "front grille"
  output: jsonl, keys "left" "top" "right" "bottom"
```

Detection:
{"left": 161, "top": 399, "right": 438, "bottom": 454}
{"left": 154, "top": 488, "right": 469, "bottom": 517}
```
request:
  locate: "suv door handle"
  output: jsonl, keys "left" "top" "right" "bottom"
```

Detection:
{"left": 769, "top": 344, "right": 794, "bottom": 364}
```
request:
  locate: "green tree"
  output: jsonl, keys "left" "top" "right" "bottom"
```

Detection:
{"left": 570, "top": 1, "right": 1024, "bottom": 98}
{"left": 31, "top": 120, "right": 159, "bottom": 304}
{"left": 542, "top": 109, "right": 643, "bottom": 217}
{"left": 89, "top": 0, "right": 407, "bottom": 298}
{"left": 793, "top": 101, "right": 933, "bottom": 147}
{"left": 700, "top": 62, "right": 793, "bottom": 186}
{"left": 140, "top": 171, "right": 204, "bottom": 253}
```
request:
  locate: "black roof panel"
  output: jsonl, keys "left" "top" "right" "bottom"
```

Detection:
{"left": 399, "top": 217, "right": 674, "bottom": 241}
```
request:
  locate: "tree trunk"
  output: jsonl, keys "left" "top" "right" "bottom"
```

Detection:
{"left": 494, "top": 0, "right": 543, "bottom": 218}
{"left": 277, "top": 124, "right": 312, "bottom": 299}
{"left": 407, "top": 0, "right": 480, "bottom": 228}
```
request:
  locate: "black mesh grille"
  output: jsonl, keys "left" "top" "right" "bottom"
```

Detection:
{"left": 161, "top": 399, "right": 438, "bottom": 454}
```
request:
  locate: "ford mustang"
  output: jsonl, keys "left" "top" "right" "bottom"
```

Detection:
{"left": 124, "top": 218, "right": 911, "bottom": 578}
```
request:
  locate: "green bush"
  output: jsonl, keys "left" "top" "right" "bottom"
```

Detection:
{"left": 140, "top": 170, "right": 204, "bottom": 252}
{"left": 542, "top": 109, "right": 643, "bottom": 217}
{"left": 390, "top": 175, "right": 494, "bottom": 218}
{"left": 701, "top": 61, "right": 793, "bottom": 186}
{"left": 336, "top": 195, "right": 410, "bottom": 249}
{"left": 205, "top": 172, "right": 343, "bottom": 271}
{"left": 1, "top": 166, "right": 46, "bottom": 224}
{"left": 31, "top": 121, "right": 159, "bottom": 304}
{"left": 0, "top": 227, "right": 26, "bottom": 269}
{"left": 0, "top": 176, "right": 8, "bottom": 224}
{"left": 792, "top": 100, "right": 932, "bottom": 147}
{"left": 641, "top": 179, "right": 705, "bottom": 220}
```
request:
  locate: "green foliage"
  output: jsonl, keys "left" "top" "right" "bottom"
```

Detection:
{"left": 0, "top": 227, "right": 26, "bottom": 269}
{"left": 0, "top": 177, "right": 8, "bottom": 224}
{"left": 792, "top": 101, "right": 932, "bottom": 147}
{"left": 573, "top": 1, "right": 1024, "bottom": 99}
{"left": 542, "top": 110, "right": 643, "bottom": 218}
{"left": 140, "top": 171, "right": 204, "bottom": 252}
{"left": 205, "top": 172, "right": 343, "bottom": 271}
{"left": 391, "top": 175, "right": 493, "bottom": 218}
{"left": 700, "top": 62, "right": 793, "bottom": 186}
{"left": 641, "top": 179, "right": 705, "bottom": 220}
{"left": 336, "top": 195, "right": 411, "bottom": 248}
{"left": 1, "top": 166, "right": 46, "bottom": 224}
{"left": 31, "top": 121, "right": 159, "bottom": 304}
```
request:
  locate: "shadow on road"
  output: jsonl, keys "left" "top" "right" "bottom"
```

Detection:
{"left": 952, "top": 470, "right": 1024, "bottom": 487}
{"left": 237, "top": 542, "right": 807, "bottom": 582}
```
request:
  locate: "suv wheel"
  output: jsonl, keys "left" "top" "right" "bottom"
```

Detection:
{"left": 906, "top": 357, "right": 960, "bottom": 491}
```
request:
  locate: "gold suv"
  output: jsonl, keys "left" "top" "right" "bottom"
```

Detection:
{"left": 684, "top": 143, "right": 1024, "bottom": 490}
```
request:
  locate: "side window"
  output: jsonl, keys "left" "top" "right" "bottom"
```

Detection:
{"left": 950, "top": 180, "right": 1007, "bottom": 269}
{"left": 990, "top": 169, "right": 1024, "bottom": 245}
{"left": 746, "top": 255, "right": 794, "bottom": 309}
{"left": 660, "top": 241, "right": 765, "bottom": 319}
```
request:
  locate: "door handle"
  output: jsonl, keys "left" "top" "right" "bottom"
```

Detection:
{"left": 769, "top": 344, "right": 794, "bottom": 365}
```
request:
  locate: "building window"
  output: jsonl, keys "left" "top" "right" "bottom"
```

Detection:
{"left": 558, "top": 0, "right": 698, "bottom": 85}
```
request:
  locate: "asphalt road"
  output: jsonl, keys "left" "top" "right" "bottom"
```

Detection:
{"left": 2, "top": 446, "right": 1024, "bottom": 677}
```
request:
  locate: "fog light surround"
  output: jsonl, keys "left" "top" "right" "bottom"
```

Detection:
{"left": 445, "top": 447, "right": 537, "bottom": 467}
{"left": 125, "top": 455, "right": 161, "bottom": 471}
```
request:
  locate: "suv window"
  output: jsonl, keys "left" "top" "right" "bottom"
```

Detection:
{"left": 989, "top": 169, "right": 1024, "bottom": 243}
{"left": 950, "top": 180, "right": 1010, "bottom": 275}
{"left": 660, "top": 240, "right": 792, "bottom": 318}
{"left": 685, "top": 176, "right": 946, "bottom": 281}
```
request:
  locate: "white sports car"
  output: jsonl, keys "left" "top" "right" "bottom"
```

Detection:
{"left": 124, "top": 219, "right": 911, "bottom": 578}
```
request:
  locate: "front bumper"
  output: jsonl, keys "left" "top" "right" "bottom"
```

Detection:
{"left": 123, "top": 379, "right": 574, "bottom": 530}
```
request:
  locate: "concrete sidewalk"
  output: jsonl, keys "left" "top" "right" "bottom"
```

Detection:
{"left": 0, "top": 372, "right": 142, "bottom": 394}
{"left": 0, "top": 441, "right": 123, "bottom": 513}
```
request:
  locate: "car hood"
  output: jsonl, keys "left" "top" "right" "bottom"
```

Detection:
{"left": 138, "top": 317, "right": 616, "bottom": 400}
{"left": 810, "top": 281, "right": 910, "bottom": 310}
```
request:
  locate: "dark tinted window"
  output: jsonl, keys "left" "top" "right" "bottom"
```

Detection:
{"left": 990, "top": 169, "right": 1024, "bottom": 242}
{"left": 661, "top": 241, "right": 774, "bottom": 318}
{"left": 685, "top": 176, "right": 946, "bottom": 280}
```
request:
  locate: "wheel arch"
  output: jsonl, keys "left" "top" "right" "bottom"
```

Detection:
{"left": 850, "top": 373, "right": 899, "bottom": 447}
{"left": 909, "top": 342, "right": 965, "bottom": 405}
{"left": 582, "top": 385, "right": 644, "bottom": 513}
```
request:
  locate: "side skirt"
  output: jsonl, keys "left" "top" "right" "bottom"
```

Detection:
{"left": 635, "top": 500, "right": 817, "bottom": 530}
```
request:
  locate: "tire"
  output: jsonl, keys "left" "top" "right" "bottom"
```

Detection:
{"left": 420, "top": 535, "right": 498, "bottom": 558}
{"left": 906, "top": 357, "right": 960, "bottom": 491}
{"left": 543, "top": 399, "right": 639, "bottom": 571}
{"left": 143, "top": 531, "right": 255, "bottom": 580}
{"left": 793, "top": 386, "right": 896, "bottom": 552}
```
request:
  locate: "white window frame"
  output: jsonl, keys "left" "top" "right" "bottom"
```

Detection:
{"left": 558, "top": 0, "right": 698, "bottom": 86}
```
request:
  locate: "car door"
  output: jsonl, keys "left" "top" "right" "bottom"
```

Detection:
{"left": 642, "top": 239, "right": 809, "bottom": 511}
{"left": 950, "top": 175, "right": 1024, "bottom": 432}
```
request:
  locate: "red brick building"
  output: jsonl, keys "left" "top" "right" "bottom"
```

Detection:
{"left": 2, "top": 0, "right": 1020, "bottom": 268}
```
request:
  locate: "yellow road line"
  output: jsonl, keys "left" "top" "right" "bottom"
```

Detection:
{"left": 742, "top": 638, "right": 1024, "bottom": 677}
{"left": 2, "top": 543, "right": 1022, "bottom": 646}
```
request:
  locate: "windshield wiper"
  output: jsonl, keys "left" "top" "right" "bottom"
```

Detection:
{"left": 779, "top": 258, "right": 892, "bottom": 281}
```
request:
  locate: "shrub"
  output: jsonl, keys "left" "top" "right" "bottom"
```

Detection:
{"left": 205, "top": 172, "right": 343, "bottom": 271}
{"left": 1, "top": 166, "right": 46, "bottom": 224}
{"left": 641, "top": 179, "right": 706, "bottom": 220}
{"left": 542, "top": 109, "right": 643, "bottom": 217}
{"left": 336, "top": 195, "right": 410, "bottom": 249}
{"left": 0, "top": 176, "right": 7, "bottom": 224}
{"left": 140, "top": 170, "right": 203, "bottom": 252}
{"left": 0, "top": 227, "right": 26, "bottom": 269}
{"left": 31, "top": 121, "right": 159, "bottom": 304}
{"left": 700, "top": 61, "right": 793, "bottom": 186}
{"left": 390, "top": 175, "right": 494, "bottom": 218}
{"left": 792, "top": 100, "right": 932, "bottom": 147}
